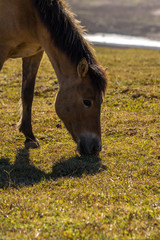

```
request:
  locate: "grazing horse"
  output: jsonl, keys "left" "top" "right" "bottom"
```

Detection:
{"left": 0, "top": 0, "right": 107, "bottom": 155}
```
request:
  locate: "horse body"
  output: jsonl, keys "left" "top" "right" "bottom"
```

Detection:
{"left": 0, "top": 0, "right": 107, "bottom": 155}
{"left": 0, "top": 0, "right": 41, "bottom": 59}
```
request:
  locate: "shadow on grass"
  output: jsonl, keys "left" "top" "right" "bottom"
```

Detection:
{"left": 0, "top": 148, "right": 107, "bottom": 189}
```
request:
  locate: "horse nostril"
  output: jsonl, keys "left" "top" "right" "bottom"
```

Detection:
{"left": 77, "top": 133, "right": 102, "bottom": 155}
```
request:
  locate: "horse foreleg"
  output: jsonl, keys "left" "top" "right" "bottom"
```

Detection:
{"left": 19, "top": 51, "right": 44, "bottom": 149}
{"left": 0, "top": 47, "right": 8, "bottom": 71}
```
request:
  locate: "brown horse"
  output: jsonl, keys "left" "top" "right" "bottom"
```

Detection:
{"left": 0, "top": 0, "right": 107, "bottom": 155}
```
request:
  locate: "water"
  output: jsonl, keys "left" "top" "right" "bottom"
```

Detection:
{"left": 85, "top": 33, "right": 160, "bottom": 50}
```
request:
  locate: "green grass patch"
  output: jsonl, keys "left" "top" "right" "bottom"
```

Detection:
{"left": 0, "top": 47, "right": 160, "bottom": 239}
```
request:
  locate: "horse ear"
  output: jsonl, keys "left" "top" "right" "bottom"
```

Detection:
{"left": 77, "top": 58, "right": 89, "bottom": 78}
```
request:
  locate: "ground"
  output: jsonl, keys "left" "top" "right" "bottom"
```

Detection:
{"left": 0, "top": 47, "right": 160, "bottom": 239}
{"left": 67, "top": 0, "right": 160, "bottom": 39}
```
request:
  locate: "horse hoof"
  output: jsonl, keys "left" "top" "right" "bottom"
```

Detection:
{"left": 25, "top": 138, "right": 40, "bottom": 149}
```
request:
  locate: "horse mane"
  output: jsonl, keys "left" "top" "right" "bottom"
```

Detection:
{"left": 32, "top": 0, "right": 107, "bottom": 93}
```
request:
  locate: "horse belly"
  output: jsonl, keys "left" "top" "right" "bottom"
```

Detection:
{"left": 0, "top": 0, "right": 41, "bottom": 59}
{"left": 9, "top": 43, "right": 43, "bottom": 58}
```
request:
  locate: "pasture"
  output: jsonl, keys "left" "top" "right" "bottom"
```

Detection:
{"left": 0, "top": 47, "right": 160, "bottom": 239}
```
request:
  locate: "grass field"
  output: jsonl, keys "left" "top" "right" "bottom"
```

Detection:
{"left": 0, "top": 47, "right": 160, "bottom": 239}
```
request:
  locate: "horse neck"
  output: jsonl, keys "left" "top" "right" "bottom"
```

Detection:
{"left": 39, "top": 28, "right": 77, "bottom": 88}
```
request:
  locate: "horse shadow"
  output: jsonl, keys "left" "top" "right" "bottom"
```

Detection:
{"left": 0, "top": 148, "right": 107, "bottom": 189}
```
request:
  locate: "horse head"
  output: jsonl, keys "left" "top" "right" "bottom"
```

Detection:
{"left": 55, "top": 58, "right": 106, "bottom": 155}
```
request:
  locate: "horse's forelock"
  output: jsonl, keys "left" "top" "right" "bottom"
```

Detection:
{"left": 88, "top": 63, "right": 107, "bottom": 94}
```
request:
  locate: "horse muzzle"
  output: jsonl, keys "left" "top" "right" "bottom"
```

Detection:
{"left": 77, "top": 133, "right": 102, "bottom": 155}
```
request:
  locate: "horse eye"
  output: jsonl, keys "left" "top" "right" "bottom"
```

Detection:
{"left": 83, "top": 99, "right": 92, "bottom": 108}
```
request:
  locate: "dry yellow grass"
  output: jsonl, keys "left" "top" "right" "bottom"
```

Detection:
{"left": 0, "top": 47, "right": 160, "bottom": 239}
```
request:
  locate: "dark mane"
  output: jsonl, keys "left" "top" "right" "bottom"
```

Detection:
{"left": 32, "top": 0, "right": 107, "bottom": 93}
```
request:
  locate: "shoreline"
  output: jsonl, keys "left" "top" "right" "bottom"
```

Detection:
{"left": 85, "top": 33, "right": 160, "bottom": 50}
